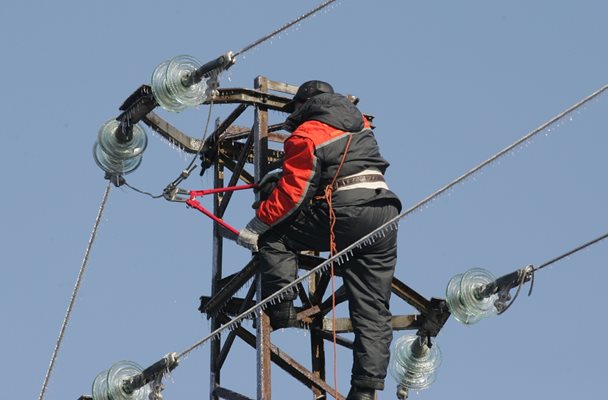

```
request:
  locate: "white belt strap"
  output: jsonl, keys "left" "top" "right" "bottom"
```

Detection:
{"left": 333, "top": 169, "right": 389, "bottom": 192}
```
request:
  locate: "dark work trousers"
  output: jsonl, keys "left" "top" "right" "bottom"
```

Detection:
{"left": 257, "top": 198, "right": 400, "bottom": 390}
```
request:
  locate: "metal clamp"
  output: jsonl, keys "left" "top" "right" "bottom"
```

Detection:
{"left": 163, "top": 185, "right": 190, "bottom": 203}
{"left": 476, "top": 265, "right": 535, "bottom": 315}
{"left": 121, "top": 353, "right": 179, "bottom": 395}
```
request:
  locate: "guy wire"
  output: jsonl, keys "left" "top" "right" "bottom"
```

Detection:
{"left": 234, "top": 0, "right": 338, "bottom": 57}
{"left": 175, "top": 83, "right": 608, "bottom": 360}
{"left": 39, "top": 182, "right": 112, "bottom": 400}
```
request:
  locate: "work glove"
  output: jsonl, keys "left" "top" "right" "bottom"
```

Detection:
{"left": 252, "top": 170, "right": 282, "bottom": 209}
{"left": 237, "top": 217, "right": 270, "bottom": 252}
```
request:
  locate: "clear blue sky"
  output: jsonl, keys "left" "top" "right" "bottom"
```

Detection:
{"left": 2, "top": 1, "right": 607, "bottom": 399}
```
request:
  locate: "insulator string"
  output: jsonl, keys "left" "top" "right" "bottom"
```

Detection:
{"left": 175, "top": 83, "right": 608, "bottom": 360}
{"left": 38, "top": 182, "right": 112, "bottom": 400}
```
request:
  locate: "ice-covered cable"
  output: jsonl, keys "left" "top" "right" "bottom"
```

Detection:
{"left": 535, "top": 231, "right": 608, "bottom": 271}
{"left": 234, "top": 0, "right": 339, "bottom": 57}
{"left": 39, "top": 182, "right": 112, "bottom": 400}
{"left": 176, "top": 83, "right": 608, "bottom": 359}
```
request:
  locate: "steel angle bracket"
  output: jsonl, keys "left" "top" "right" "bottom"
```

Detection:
{"left": 143, "top": 112, "right": 204, "bottom": 153}
{"left": 416, "top": 297, "right": 451, "bottom": 338}
{"left": 115, "top": 85, "right": 158, "bottom": 142}
{"left": 203, "top": 87, "right": 292, "bottom": 110}
{"left": 121, "top": 353, "right": 179, "bottom": 395}
{"left": 118, "top": 85, "right": 157, "bottom": 116}
{"left": 220, "top": 140, "right": 284, "bottom": 165}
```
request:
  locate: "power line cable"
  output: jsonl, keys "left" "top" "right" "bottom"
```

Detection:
{"left": 38, "top": 182, "right": 112, "bottom": 400}
{"left": 535, "top": 231, "right": 608, "bottom": 271}
{"left": 234, "top": 0, "right": 338, "bottom": 57}
{"left": 400, "top": 84, "right": 608, "bottom": 220}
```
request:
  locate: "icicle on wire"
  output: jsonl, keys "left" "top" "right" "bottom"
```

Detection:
{"left": 234, "top": 0, "right": 338, "bottom": 58}
{"left": 176, "top": 84, "right": 608, "bottom": 360}
{"left": 401, "top": 83, "right": 608, "bottom": 220}
{"left": 38, "top": 182, "right": 112, "bottom": 400}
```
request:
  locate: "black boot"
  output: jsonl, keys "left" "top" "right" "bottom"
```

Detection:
{"left": 346, "top": 386, "right": 376, "bottom": 400}
{"left": 266, "top": 301, "right": 298, "bottom": 330}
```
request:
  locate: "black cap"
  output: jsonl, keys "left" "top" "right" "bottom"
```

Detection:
{"left": 284, "top": 80, "right": 334, "bottom": 112}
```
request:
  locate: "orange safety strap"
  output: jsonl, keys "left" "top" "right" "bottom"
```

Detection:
{"left": 321, "top": 133, "right": 353, "bottom": 399}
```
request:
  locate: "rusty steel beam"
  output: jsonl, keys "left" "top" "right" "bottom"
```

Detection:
{"left": 209, "top": 145, "right": 225, "bottom": 400}
{"left": 219, "top": 122, "right": 288, "bottom": 143}
{"left": 199, "top": 296, "right": 256, "bottom": 320}
{"left": 323, "top": 315, "right": 420, "bottom": 334}
{"left": 202, "top": 87, "right": 292, "bottom": 111}
{"left": 257, "top": 311, "right": 272, "bottom": 400}
{"left": 199, "top": 87, "right": 372, "bottom": 120}
{"left": 200, "top": 104, "right": 249, "bottom": 175}
{"left": 310, "top": 274, "right": 330, "bottom": 306}
{"left": 268, "top": 337, "right": 344, "bottom": 400}
{"left": 201, "top": 253, "right": 325, "bottom": 317}
{"left": 319, "top": 286, "right": 348, "bottom": 316}
{"left": 203, "top": 297, "right": 325, "bottom": 328}
{"left": 216, "top": 271, "right": 240, "bottom": 291}
{"left": 199, "top": 259, "right": 257, "bottom": 316}
{"left": 216, "top": 314, "right": 344, "bottom": 399}
{"left": 216, "top": 279, "right": 258, "bottom": 371}
{"left": 217, "top": 132, "right": 255, "bottom": 218}
{"left": 254, "top": 76, "right": 272, "bottom": 400}
{"left": 203, "top": 256, "right": 435, "bottom": 323}
{"left": 213, "top": 387, "right": 254, "bottom": 400}
{"left": 142, "top": 111, "right": 203, "bottom": 153}
{"left": 311, "top": 327, "right": 354, "bottom": 350}
{"left": 391, "top": 277, "right": 432, "bottom": 314}
{"left": 264, "top": 79, "right": 299, "bottom": 96}
{"left": 297, "top": 305, "right": 321, "bottom": 322}
{"left": 309, "top": 274, "right": 326, "bottom": 400}
{"left": 199, "top": 295, "right": 244, "bottom": 316}
{"left": 142, "top": 103, "right": 249, "bottom": 158}
{"left": 297, "top": 255, "right": 435, "bottom": 317}
{"left": 220, "top": 141, "right": 284, "bottom": 166}
{"left": 219, "top": 153, "right": 255, "bottom": 185}
{"left": 296, "top": 282, "right": 313, "bottom": 308}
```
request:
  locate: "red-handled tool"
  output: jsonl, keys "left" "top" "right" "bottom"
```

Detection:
{"left": 183, "top": 183, "right": 257, "bottom": 238}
